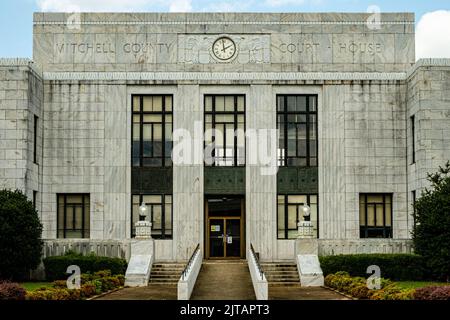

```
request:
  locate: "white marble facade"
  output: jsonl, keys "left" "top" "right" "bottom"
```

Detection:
{"left": 1, "top": 13, "right": 449, "bottom": 261}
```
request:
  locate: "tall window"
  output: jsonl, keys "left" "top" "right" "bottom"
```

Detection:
{"left": 204, "top": 95, "right": 245, "bottom": 166}
{"left": 277, "top": 95, "right": 318, "bottom": 167}
{"left": 410, "top": 115, "right": 415, "bottom": 164}
{"left": 33, "top": 191, "right": 37, "bottom": 209}
{"left": 34, "top": 115, "right": 38, "bottom": 164}
{"left": 132, "top": 95, "right": 173, "bottom": 167}
{"left": 132, "top": 194, "right": 172, "bottom": 239}
{"left": 277, "top": 194, "right": 318, "bottom": 239}
{"left": 412, "top": 190, "right": 416, "bottom": 227}
{"left": 57, "top": 194, "right": 90, "bottom": 239}
{"left": 359, "top": 194, "right": 392, "bottom": 238}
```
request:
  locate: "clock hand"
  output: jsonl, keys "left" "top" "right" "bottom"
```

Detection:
{"left": 223, "top": 44, "right": 234, "bottom": 51}
{"left": 222, "top": 39, "right": 226, "bottom": 52}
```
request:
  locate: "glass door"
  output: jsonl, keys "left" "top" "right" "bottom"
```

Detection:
{"left": 209, "top": 219, "right": 225, "bottom": 258}
{"left": 208, "top": 218, "right": 241, "bottom": 258}
{"left": 225, "top": 219, "right": 241, "bottom": 257}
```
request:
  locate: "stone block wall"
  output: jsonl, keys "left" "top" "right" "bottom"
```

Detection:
{"left": 407, "top": 59, "right": 450, "bottom": 231}
{"left": 0, "top": 59, "right": 42, "bottom": 207}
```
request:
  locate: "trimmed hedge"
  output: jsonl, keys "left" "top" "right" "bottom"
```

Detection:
{"left": 325, "top": 272, "right": 415, "bottom": 300}
{"left": 319, "top": 254, "right": 427, "bottom": 281}
{"left": 43, "top": 252, "right": 127, "bottom": 281}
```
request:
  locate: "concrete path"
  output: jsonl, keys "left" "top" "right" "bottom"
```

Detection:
{"left": 190, "top": 260, "right": 256, "bottom": 300}
{"left": 95, "top": 285, "right": 177, "bottom": 300}
{"left": 269, "top": 286, "right": 350, "bottom": 300}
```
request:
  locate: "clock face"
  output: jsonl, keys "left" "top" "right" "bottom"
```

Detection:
{"left": 212, "top": 37, "right": 237, "bottom": 61}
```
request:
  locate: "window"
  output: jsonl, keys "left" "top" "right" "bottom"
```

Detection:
{"left": 410, "top": 115, "right": 415, "bottom": 164}
{"left": 132, "top": 194, "right": 172, "bottom": 239}
{"left": 412, "top": 190, "right": 416, "bottom": 227}
{"left": 57, "top": 194, "right": 90, "bottom": 239}
{"left": 204, "top": 95, "right": 245, "bottom": 166}
{"left": 359, "top": 194, "right": 392, "bottom": 238}
{"left": 34, "top": 115, "right": 38, "bottom": 164}
{"left": 132, "top": 95, "right": 173, "bottom": 167}
{"left": 277, "top": 194, "right": 318, "bottom": 239}
{"left": 277, "top": 95, "right": 318, "bottom": 167}
{"left": 33, "top": 191, "right": 37, "bottom": 209}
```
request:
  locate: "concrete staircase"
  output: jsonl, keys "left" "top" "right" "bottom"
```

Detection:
{"left": 261, "top": 263, "right": 301, "bottom": 287}
{"left": 149, "top": 263, "right": 184, "bottom": 287}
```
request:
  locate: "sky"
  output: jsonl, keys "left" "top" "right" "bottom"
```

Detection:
{"left": 0, "top": 0, "right": 450, "bottom": 60}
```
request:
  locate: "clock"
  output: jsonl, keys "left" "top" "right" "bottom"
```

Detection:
{"left": 212, "top": 37, "right": 237, "bottom": 61}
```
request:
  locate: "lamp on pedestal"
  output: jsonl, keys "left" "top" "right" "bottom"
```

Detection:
{"left": 135, "top": 202, "right": 152, "bottom": 239}
{"left": 297, "top": 203, "right": 314, "bottom": 238}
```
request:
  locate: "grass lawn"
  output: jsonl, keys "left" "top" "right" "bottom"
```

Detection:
{"left": 395, "top": 281, "right": 450, "bottom": 290}
{"left": 20, "top": 282, "right": 53, "bottom": 292}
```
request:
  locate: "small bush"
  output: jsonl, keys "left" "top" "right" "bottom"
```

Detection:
{"left": 319, "top": 254, "right": 427, "bottom": 281}
{"left": 43, "top": 252, "right": 127, "bottom": 281}
{"left": 0, "top": 281, "right": 26, "bottom": 300}
{"left": 414, "top": 286, "right": 450, "bottom": 300}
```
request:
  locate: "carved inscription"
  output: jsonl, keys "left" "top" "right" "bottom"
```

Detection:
{"left": 52, "top": 33, "right": 390, "bottom": 65}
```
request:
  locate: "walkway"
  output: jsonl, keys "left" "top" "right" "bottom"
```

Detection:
{"left": 269, "top": 286, "right": 350, "bottom": 300}
{"left": 95, "top": 285, "right": 177, "bottom": 300}
{"left": 190, "top": 260, "right": 256, "bottom": 300}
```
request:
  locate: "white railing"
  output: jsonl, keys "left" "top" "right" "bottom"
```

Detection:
{"left": 318, "top": 239, "right": 414, "bottom": 256}
{"left": 178, "top": 244, "right": 202, "bottom": 300}
{"left": 248, "top": 244, "right": 268, "bottom": 300}
{"left": 42, "top": 239, "right": 131, "bottom": 260}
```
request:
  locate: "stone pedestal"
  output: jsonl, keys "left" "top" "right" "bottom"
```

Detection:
{"left": 135, "top": 221, "right": 152, "bottom": 239}
{"left": 295, "top": 239, "right": 324, "bottom": 287}
{"left": 124, "top": 239, "right": 154, "bottom": 287}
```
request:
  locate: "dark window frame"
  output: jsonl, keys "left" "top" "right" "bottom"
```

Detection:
{"left": 412, "top": 190, "right": 416, "bottom": 227}
{"left": 204, "top": 94, "right": 246, "bottom": 167}
{"left": 410, "top": 115, "right": 416, "bottom": 164}
{"left": 276, "top": 94, "right": 318, "bottom": 167}
{"left": 277, "top": 194, "right": 319, "bottom": 240}
{"left": 359, "top": 193, "right": 393, "bottom": 239}
{"left": 33, "top": 115, "right": 38, "bottom": 164}
{"left": 132, "top": 95, "right": 173, "bottom": 168}
{"left": 131, "top": 194, "right": 173, "bottom": 240}
{"left": 33, "top": 190, "right": 37, "bottom": 209}
{"left": 57, "top": 193, "right": 90, "bottom": 239}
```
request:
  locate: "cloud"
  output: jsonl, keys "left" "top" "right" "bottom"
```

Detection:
{"left": 264, "top": 0, "right": 305, "bottom": 6}
{"left": 36, "top": 0, "right": 192, "bottom": 12}
{"left": 416, "top": 10, "right": 450, "bottom": 60}
{"left": 201, "top": 1, "right": 254, "bottom": 12}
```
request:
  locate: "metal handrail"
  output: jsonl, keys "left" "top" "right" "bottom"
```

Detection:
{"left": 181, "top": 243, "right": 200, "bottom": 280}
{"left": 250, "top": 243, "right": 264, "bottom": 280}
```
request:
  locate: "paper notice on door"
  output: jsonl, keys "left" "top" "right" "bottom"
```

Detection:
{"left": 211, "top": 225, "right": 220, "bottom": 232}
{"left": 227, "top": 236, "right": 233, "bottom": 244}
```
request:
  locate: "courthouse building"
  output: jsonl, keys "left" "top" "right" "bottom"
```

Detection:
{"left": 1, "top": 12, "right": 450, "bottom": 262}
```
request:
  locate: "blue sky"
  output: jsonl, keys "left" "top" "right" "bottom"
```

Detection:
{"left": 0, "top": 0, "right": 450, "bottom": 58}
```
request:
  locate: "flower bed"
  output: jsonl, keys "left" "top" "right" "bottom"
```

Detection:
{"left": 26, "top": 270, "right": 125, "bottom": 300}
{"left": 325, "top": 272, "right": 416, "bottom": 300}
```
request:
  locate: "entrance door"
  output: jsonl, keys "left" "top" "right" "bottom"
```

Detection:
{"left": 205, "top": 197, "right": 245, "bottom": 259}
{"left": 208, "top": 218, "right": 241, "bottom": 258}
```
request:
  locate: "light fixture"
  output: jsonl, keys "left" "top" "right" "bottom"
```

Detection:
{"left": 301, "top": 204, "right": 311, "bottom": 218}
{"left": 139, "top": 202, "right": 148, "bottom": 218}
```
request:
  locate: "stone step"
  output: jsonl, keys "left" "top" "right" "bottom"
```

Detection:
{"left": 269, "top": 282, "right": 301, "bottom": 287}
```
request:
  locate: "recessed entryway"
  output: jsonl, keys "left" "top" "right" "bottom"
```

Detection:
{"left": 205, "top": 196, "right": 245, "bottom": 259}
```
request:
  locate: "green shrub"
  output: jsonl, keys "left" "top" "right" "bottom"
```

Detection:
{"left": 319, "top": 254, "right": 427, "bottom": 281}
{"left": 413, "top": 162, "right": 450, "bottom": 281}
{"left": 43, "top": 252, "right": 127, "bottom": 281}
{"left": 0, "top": 189, "right": 43, "bottom": 280}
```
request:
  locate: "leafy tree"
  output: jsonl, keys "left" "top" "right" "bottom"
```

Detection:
{"left": 413, "top": 162, "right": 450, "bottom": 281}
{"left": 0, "top": 189, "right": 43, "bottom": 280}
